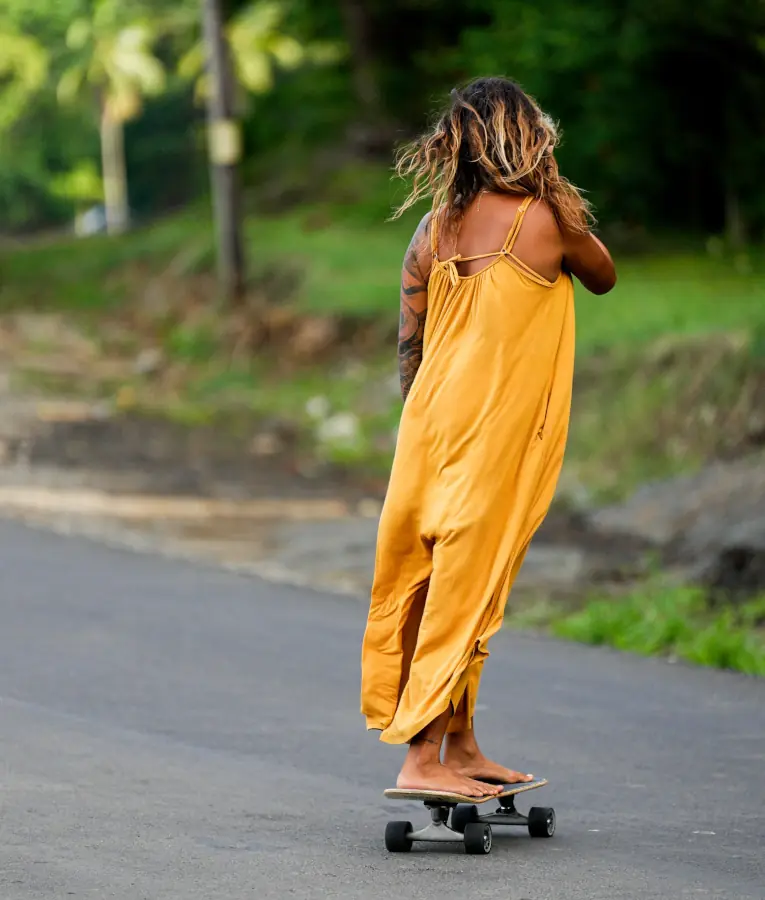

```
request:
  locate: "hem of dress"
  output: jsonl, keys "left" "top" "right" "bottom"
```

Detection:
{"left": 374, "top": 696, "right": 454, "bottom": 746}
{"left": 365, "top": 646, "right": 483, "bottom": 744}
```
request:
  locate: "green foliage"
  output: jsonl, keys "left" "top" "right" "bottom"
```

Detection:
{"left": 0, "top": 27, "right": 49, "bottom": 130}
{"left": 57, "top": 3, "right": 167, "bottom": 121}
{"left": 440, "top": 0, "right": 765, "bottom": 234}
{"left": 3, "top": 176, "right": 765, "bottom": 329}
{"left": 49, "top": 159, "right": 103, "bottom": 204}
{"left": 164, "top": 322, "right": 218, "bottom": 362}
{"left": 3, "top": 0, "right": 765, "bottom": 235}
{"left": 553, "top": 584, "right": 765, "bottom": 676}
{"left": 0, "top": 212, "right": 201, "bottom": 308}
{"left": 0, "top": 0, "right": 347, "bottom": 232}
{"left": 180, "top": 1, "right": 341, "bottom": 103}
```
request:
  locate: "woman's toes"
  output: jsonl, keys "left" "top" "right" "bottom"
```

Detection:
{"left": 466, "top": 780, "right": 490, "bottom": 797}
{"left": 478, "top": 781, "right": 500, "bottom": 794}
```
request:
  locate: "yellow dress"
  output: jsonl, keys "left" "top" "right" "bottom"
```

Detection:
{"left": 361, "top": 196, "right": 575, "bottom": 744}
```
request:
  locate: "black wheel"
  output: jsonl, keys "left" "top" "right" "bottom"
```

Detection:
{"left": 527, "top": 806, "right": 556, "bottom": 838}
{"left": 451, "top": 804, "right": 480, "bottom": 834}
{"left": 464, "top": 822, "right": 492, "bottom": 855}
{"left": 385, "top": 820, "right": 413, "bottom": 853}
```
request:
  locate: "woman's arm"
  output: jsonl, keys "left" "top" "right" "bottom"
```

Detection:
{"left": 398, "top": 213, "right": 432, "bottom": 400}
{"left": 562, "top": 229, "right": 617, "bottom": 295}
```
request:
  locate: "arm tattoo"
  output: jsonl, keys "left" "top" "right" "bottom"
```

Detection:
{"left": 398, "top": 216, "right": 430, "bottom": 400}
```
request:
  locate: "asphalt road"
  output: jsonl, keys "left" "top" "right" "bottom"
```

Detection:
{"left": 0, "top": 518, "right": 763, "bottom": 900}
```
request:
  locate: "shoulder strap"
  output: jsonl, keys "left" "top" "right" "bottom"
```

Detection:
{"left": 502, "top": 195, "right": 535, "bottom": 254}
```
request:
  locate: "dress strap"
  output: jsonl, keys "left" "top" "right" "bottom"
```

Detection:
{"left": 501, "top": 195, "right": 535, "bottom": 254}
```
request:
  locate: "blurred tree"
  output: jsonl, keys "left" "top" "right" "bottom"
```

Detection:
{"left": 0, "top": 1, "right": 94, "bottom": 230}
{"left": 0, "top": 26, "right": 49, "bottom": 131}
{"left": 56, "top": 0, "right": 167, "bottom": 234}
{"left": 179, "top": 1, "right": 338, "bottom": 104}
{"left": 338, "top": 0, "right": 378, "bottom": 113}
{"left": 1, "top": 0, "right": 764, "bottom": 241}
{"left": 178, "top": 0, "right": 340, "bottom": 303}
{"left": 440, "top": 0, "right": 765, "bottom": 238}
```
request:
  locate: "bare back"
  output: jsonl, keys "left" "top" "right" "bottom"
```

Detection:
{"left": 436, "top": 193, "right": 563, "bottom": 282}
{"left": 398, "top": 190, "right": 615, "bottom": 401}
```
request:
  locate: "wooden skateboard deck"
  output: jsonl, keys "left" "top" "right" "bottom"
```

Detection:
{"left": 384, "top": 777, "right": 548, "bottom": 805}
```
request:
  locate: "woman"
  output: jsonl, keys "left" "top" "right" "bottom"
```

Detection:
{"left": 360, "top": 77, "right": 616, "bottom": 799}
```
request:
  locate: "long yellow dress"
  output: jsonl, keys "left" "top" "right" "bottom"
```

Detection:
{"left": 361, "top": 196, "right": 575, "bottom": 744}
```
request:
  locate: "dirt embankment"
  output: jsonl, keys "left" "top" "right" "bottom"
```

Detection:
{"left": 1, "top": 310, "right": 764, "bottom": 601}
{"left": 0, "top": 403, "right": 762, "bottom": 602}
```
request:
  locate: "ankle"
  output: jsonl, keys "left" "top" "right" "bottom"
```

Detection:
{"left": 404, "top": 738, "right": 441, "bottom": 769}
{"left": 445, "top": 731, "right": 480, "bottom": 759}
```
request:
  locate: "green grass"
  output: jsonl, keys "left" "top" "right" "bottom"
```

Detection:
{"left": 574, "top": 254, "right": 765, "bottom": 355}
{"left": 552, "top": 583, "right": 765, "bottom": 675}
{"left": 3, "top": 164, "right": 765, "bottom": 493}
{"left": 3, "top": 197, "right": 764, "bottom": 343}
{"left": 243, "top": 212, "right": 415, "bottom": 319}
{"left": 0, "top": 213, "right": 207, "bottom": 311}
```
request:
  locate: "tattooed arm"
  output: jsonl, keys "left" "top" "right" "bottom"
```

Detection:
{"left": 398, "top": 213, "right": 432, "bottom": 401}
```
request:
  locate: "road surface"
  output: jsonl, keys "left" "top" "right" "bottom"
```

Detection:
{"left": 0, "top": 518, "right": 763, "bottom": 899}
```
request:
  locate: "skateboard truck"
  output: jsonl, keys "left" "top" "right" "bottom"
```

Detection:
{"left": 451, "top": 792, "right": 556, "bottom": 837}
{"left": 386, "top": 801, "right": 493, "bottom": 855}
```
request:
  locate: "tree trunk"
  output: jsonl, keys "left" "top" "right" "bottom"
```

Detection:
{"left": 338, "top": 0, "right": 392, "bottom": 153}
{"left": 201, "top": 0, "right": 245, "bottom": 306}
{"left": 338, "top": 0, "right": 382, "bottom": 114}
{"left": 724, "top": 184, "right": 746, "bottom": 249}
{"left": 100, "top": 109, "right": 130, "bottom": 235}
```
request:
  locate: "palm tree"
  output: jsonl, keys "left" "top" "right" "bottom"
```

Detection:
{"left": 177, "top": 0, "right": 339, "bottom": 303}
{"left": 0, "top": 27, "right": 49, "bottom": 132}
{"left": 57, "top": 0, "right": 166, "bottom": 234}
{"left": 179, "top": 0, "right": 338, "bottom": 102}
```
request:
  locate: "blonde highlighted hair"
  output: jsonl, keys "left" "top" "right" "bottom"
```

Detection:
{"left": 392, "top": 77, "right": 593, "bottom": 234}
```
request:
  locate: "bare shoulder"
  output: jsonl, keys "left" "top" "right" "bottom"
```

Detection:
{"left": 508, "top": 196, "right": 563, "bottom": 261}
{"left": 526, "top": 198, "right": 563, "bottom": 238}
{"left": 414, "top": 210, "right": 433, "bottom": 246}
{"left": 491, "top": 193, "right": 559, "bottom": 235}
{"left": 404, "top": 210, "right": 434, "bottom": 277}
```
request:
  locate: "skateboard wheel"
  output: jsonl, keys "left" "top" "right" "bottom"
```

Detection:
{"left": 464, "top": 822, "right": 492, "bottom": 855}
{"left": 451, "top": 804, "right": 480, "bottom": 834}
{"left": 527, "top": 806, "right": 556, "bottom": 838}
{"left": 385, "top": 820, "right": 413, "bottom": 853}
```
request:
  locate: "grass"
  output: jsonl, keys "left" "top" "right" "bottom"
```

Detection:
{"left": 574, "top": 254, "right": 765, "bottom": 355}
{"left": 552, "top": 583, "right": 765, "bottom": 676}
{"left": 3, "top": 191, "right": 765, "bottom": 344}
{"left": 2, "top": 163, "right": 765, "bottom": 497}
{"left": 243, "top": 212, "right": 415, "bottom": 319}
{"left": 0, "top": 213, "right": 208, "bottom": 311}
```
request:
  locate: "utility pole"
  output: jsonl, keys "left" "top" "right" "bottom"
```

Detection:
{"left": 201, "top": 0, "right": 245, "bottom": 304}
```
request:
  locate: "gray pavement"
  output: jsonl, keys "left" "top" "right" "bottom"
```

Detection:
{"left": 0, "top": 518, "right": 763, "bottom": 899}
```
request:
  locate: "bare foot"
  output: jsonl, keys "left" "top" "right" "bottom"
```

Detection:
{"left": 444, "top": 730, "right": 533, "bottom": 785}
{"left": 444, "top": 751, "right": 534, "bottom": 785}
{"left": 396, "top": 760, "right": 502, "bottom": 797}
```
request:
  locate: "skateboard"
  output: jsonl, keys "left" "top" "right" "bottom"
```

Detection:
{"left": 383, "top": 778, "right": 554, "bottom": 855}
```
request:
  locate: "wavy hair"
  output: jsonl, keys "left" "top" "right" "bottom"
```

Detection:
{"left": 392, "top": 76, "right": 593, "bottom": 234}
